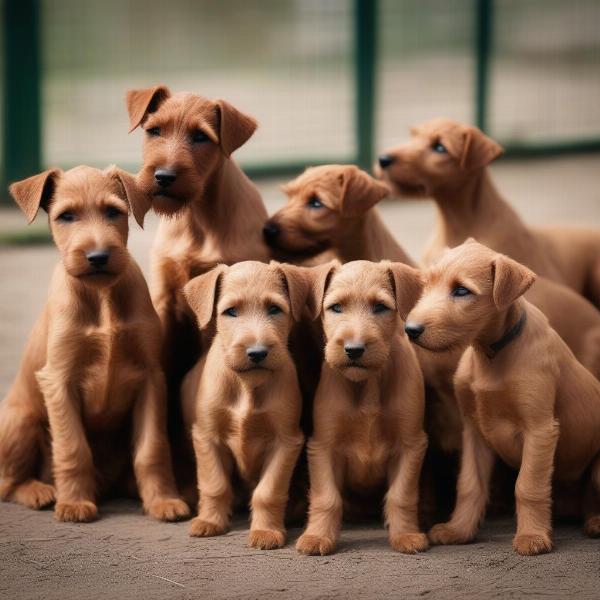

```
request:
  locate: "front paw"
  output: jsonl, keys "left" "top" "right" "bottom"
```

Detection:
{"left": 13, "top": 481, "right": 56, "bottom": 510}
{"left": 428, "top": 522, "right": 473, "bottom": 545}
{"left": 389, "top": 532, "right": 429, "bottom": 554}
{"left": 146, "top": 498, "right": 190, "bottom": 522}
{"left": 296, "top": 533, "right": 335, "bottom": 556}
{"left": 248, "top": 529, "right": 285, "bottom": 550}
{"left": 55, "top": 500, "right": 98, "bottom": 523}
{"left": 512, "top": 532, "right": 552, "bottom": 556}
{"left": 189, "top": 517, "right": 228, "bottom": 537}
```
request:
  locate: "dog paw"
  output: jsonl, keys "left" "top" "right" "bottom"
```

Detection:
{"left": 248, "top": 529, "right": 285, "bottom": 550}
{"left": 189, "top": 517, "right": 227, "bottom": 537}
{"left": 584, "top": 516, "right": 600, "bottom": 537}
{"left": 296, "top": 533, "right": 335, "bottom": 556}
{"left": 13, "top": 481, "right": 55, "bottom": 509}
{"left": 512, "top": 533, "right": 553, "bottom": 556}
{"left": 55, "top": 500, "right": 98, "bottom": 523}
{"left": 389, "top": 532, "right": 429, "bottom": 554}
{"left": 428, "top": 522, "right": 473, "bottom": 545}
{"left": 146, "top": 498, "right": 190, "bottom": 522}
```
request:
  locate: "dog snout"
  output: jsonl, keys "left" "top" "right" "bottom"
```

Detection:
{"left": 247, "top": 345, "right": 269, "bottom": 364}
{"left": 344, "top": 343, "right": 365, "bottom": 360}
{"left": 263, "top": 221, "right": 280, "bottom": 244}
{"left": 404, "top": 322, "right": 425, "bottom": 341}
{"left": 154, "top": 168, "right": 177, "bottom": 188}
{"left": 86, "top": 250, "right": 110, "bottom": 268}
{"left": 378, "top": 154, "right": 395, "bottom": 169}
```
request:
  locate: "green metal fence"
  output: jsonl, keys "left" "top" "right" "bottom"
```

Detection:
{"left": 2, "top": 0, "right": 600, "bottom": 200}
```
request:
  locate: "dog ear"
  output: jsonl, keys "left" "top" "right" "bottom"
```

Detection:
{"left": 306, "top": 260, "right": 340, "bottom": 320}
{"left": 275, "top": 263, "right": 311, "bottom": 321}
{"left": 386, "top": 262, "right": 423, "bottom": 321}
{"left": 9, "top": 168, "right": 62, "bottom": 224}
{"left": 126, "top": 85, "right": 171, "bottom": 132}
{"left": 339, "top": 166, "right": 389, "bottom": 217}
{"left": 491, "top": 254, "right": 536, "bottom": 310}
{"left": 183, "top": 264, "right": 228, "bottom": 330}
{"left": 444, "top": 125, "right": 503, "bottom": 171}
{"left": 215, "top": 100, "right": 257, "bottom": 158}
{"left": 106, "top": 166, "right": 152, "bottom": 228}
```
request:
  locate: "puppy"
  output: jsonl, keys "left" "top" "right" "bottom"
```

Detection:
{"left": 296, "top": 260, "right": 428, "bottom": 555}
{"left": 264, "top": 164, "right": 415, "bottom": 266}
{"left": 404, "top": 240, "right": 600, "bottom": 555}
{"left": 377, "top": 117, "right": 600, "bottom": 307}
{"left": 181, "top": 261, "right": 306, "bottom": 549}
{"left": 0, "top": 166, "right": 189, "bottom": 522}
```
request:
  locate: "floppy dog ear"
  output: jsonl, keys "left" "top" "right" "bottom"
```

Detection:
{"left": 9, "top": 168, "right": 62, "bottom": 224}
{"left": 306, "top": 260, "right": 340, "bottom": 320}
{"left": 444, "top": 125, "right": 503, "bottom": 171}
{"left": 126, "top": 85, "right": 171, "bottom": 132}
{"left": 491, "top": 254, "right": 536, "bottom": 311}
{"left": 386, "top": 262, "right": 423, "bottom": 321}
{"left": 275, "top": 263, "right": 311, "bottom": 321}
{"left": 184, "top": 264, "right": 228, "bottom": 329}
{"left": 215, "top": 100, "right": 257, "bottom": 158}
{"left": 339, "top": 166, "right": 389, "bottom": 217}
{"left": 106, "top": 166, "right": 152, "bottom": 228}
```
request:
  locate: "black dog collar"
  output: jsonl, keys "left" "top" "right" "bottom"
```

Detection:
{"left": 487, "top": 311, "right": 527, "bottom": 358}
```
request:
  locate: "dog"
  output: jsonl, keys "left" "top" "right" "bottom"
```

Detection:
{"left": 126, "top": 85, "right": 271, "bottom": 387}
{"left": 0, "top": 166, "right": 189, "bottom": 523}
{"left": 403, "top": 239, "right": 600, "bottom": 555}
{"left": 181, "top": 261, "right": 307, "bottom": 549}
{"left": 295, "top": 260, "right": 429, "bottom": 555}
{"left": 263, "top": 164, "right": 415, "bottom": 266}
{"left": 377, "top": 117, "right": 600, "bottom": 308}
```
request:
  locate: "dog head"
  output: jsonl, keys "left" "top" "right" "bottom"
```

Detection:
{"left": 404, "top": 239, "right": 535, "bottom": 352}
{"left": 375, "top": 118, "right": 504, "bottom": 198}
{"left": 9, "top": 165, "right": 149, "bottom": 287}
{"left": 310, "top": 260, "right": 421, "bottom": 382}
{"left": 184, "top": 261, "right": 309, "bottom": 386}
{"left": 126, "top": 85, "right": 257, "bottom": 216}
{"left": 263, "top": 165, "right": 389, "bottom": 258}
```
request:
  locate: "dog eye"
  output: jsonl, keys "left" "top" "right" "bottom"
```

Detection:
{"left": 306, "top": 196, "right": 323, "bottom": 209}
{"left": 56, "top": 211, "right": 75, "bottom": 223}
{"left": 105, "top": 206, "right": 123, "bottom": 219}
{"left": 328, "top": 303, "right": 342, "bottom": 313}
{"left": 146, "top": 127, "right": 161, "bottom": 137}
{"left": 372, "top": 303, "right": 390, "bottom": 314}
{"left": 451, "top": 286, "right": 472, "bottom": 297}
{"left": 191, "top": 129, "right": 209, "bottom": 144}
{"left": 267, "top": 305, "right": 283, "bottom": 316}
{"left": 432, "top": 141, "right": 447, "bottom": 153}
{"left": 223, "top": 307, "right": 238, "bottom": 317}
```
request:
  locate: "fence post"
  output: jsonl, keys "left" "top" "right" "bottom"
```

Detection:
{"left": 475, "top": 0, "right": 492, "bottom": 132}
{"left": 354, "top": 0, "right": 377, "bottom": 170}
{"left": 2, "top": 0, "right": 42, "bottom": 199}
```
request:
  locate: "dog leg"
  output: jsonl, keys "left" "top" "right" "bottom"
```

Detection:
{"left": 512, "top": 422, "right": 559, "bottom": 556}
{"left": 583, "top": 454, "right": 600, "bottom": 537}
{"left": 428, "top": 420, "right": 495, "bottom": 545}
{"left": 385, "top": 432, "right": 429, "bottom": 553}
{"left": 133, "top": 373, "right": 190, "bottom": 522}
{"left": 249, "top": 433, "right": 304, "bottom": 550}
{"left": 296, "top": 441, "right": 343, "bottom": 556}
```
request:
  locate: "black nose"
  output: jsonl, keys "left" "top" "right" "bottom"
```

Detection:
{"left": 154, "top": 168, "right": 177, "bottom": 188}
{"left": 247, "top": 345, "right": 269, "bottom": 364}
{"left": 86, "top": 250, "right": 110, "bottom": 268}
{"left": 405, "top": 323, "right": 425, "bottom": 341}
{"left": 378, "top": 154, "right": 395, "bottom": 169}
{"left": 344, "top": 343, "right": 365, "bottom": 360}
{"left": 263, "top": 221, "right": 280, "bottom": 242}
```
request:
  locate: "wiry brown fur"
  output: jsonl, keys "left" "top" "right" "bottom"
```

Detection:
{"left": 0, "top": 166, "right": 189, "bottom": 523}
{"left": 296, "top": 261, "right": 428, "bottom": 555}
{"left": 181, "top": 261, "right": 307, "bottom": 549}
{"left": 405, "top": 240, "right": 600, "bottom": 555}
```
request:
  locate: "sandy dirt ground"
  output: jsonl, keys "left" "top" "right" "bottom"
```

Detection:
{"left": 1, "top": 155, "right": 600, "bottom": 599}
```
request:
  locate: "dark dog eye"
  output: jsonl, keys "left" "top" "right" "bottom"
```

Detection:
{"left": 191, "top": 129, "right": 209, "bottom": 144}
{"left": 147, "top": 127, "right": 161, "bottom": 137}
{"left": 223, "top": 307, "right": 238, "bottom": 317}
{"left": 267, "top": 305, "right": 283, "bottom": 316}
{"left": 307, "top": 196, "right": 323, "bottom": 209}
{"left": 105, "top": 206, "right": 122, "bottom": 219}
{"left": 56, "top": 211, "right": 75, "bottom": 223}
{"left": 451, "top": 286, "right": 472, "bottom": 297}
{"left": 373, "top": 303, "right": 390, "bottom": 314}
{"left": 328, "top": 303, "right": 342, "bottom": 313}
{"left": 432, "top": 141, "right": 447, "bottom": 153}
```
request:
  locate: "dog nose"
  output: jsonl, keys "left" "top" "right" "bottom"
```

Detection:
{"left": 86, "top": 250, "right": 110, "bottom": 268}
{"left": 405, "top": 323, "right": 425, "bottom": 341}
{"left": 154, "top": 168, "right": 177, "bottom": 188}
{"left": 247, "top": 345, "right": 269, "bottom": 364}
{"left": 378, "top": 154, "right": 395, "bottom": 169}
{"left": 263, "top": 221, "right": 280, "bottom": 242}
{"left": 344, "top": 343, "right": 365, "bottom": 360}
